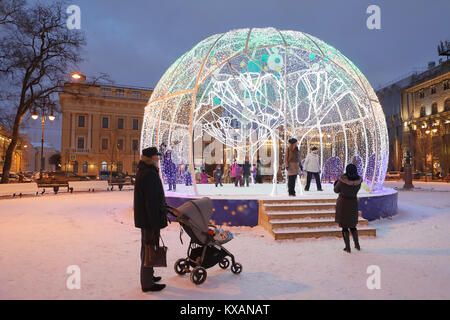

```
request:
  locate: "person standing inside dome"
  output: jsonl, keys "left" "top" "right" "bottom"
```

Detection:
{"left": 285, "top": 138, "right": 300, "bottom": 196}
{"left": 303, "top": 146, "right": 323, "bottom": 191}
{"left": 334, "top": 164, "right": 362, "bottom": 253}
{"left": 163, "top": 149, "right": 176, "bottom": 191}
{"left": 230, "top": 159, "right": 237, "bottom": 184}
{"left": 242, "top": 156, "right": 251, "bottom": 187}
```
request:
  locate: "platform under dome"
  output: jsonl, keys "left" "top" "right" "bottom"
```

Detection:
{"left": 141, "top": 27, "right": 388, "bottom": 194}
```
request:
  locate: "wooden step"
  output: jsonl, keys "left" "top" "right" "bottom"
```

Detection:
{"left": 273, "top": 226, "right": 376, "bottom": 240}
{"left": 262, "top": 199, "right": 337, "bottom": 205}
{"left": 269, "top": 218, "right": 369, "bottom": 230}
{"left": 263, "top": 202, "right": 336, "bottom": 211}
{"left": 265, "top": 210, "right": 363, "bottom": 220}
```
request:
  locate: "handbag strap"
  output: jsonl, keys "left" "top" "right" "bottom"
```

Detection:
{"left": 159, "top": 235, "right": 165, "bottom": 247}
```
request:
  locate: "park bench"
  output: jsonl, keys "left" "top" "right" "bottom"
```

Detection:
{"left": 37, "top": 183, "right": 69, "bottom": 194}
{"left": 0, "top": 182, "right": 40, "bottom": 198}
{"left": 109, "top": 182, "right": 134, "bottom": 191}
{"left": 68, "top": 180, "right": 110, "bottom": 193}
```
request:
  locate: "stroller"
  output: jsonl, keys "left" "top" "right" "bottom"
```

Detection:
{"left": 167, "top": 197, "right": 242, "bottom": 285}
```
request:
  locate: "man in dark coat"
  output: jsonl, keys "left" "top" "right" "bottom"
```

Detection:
{"left": 334, "top": 164, "right": 362, "bottom": 253}
{"left": 134, "top": 147, "right": 168, "bottom": 292}
{"left": 242, "top": 156, "right": 251, "bottom": 187}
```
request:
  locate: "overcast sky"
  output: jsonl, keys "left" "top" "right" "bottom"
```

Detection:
{"left": 26, "top": 0, "right": 450, "bottom": 149}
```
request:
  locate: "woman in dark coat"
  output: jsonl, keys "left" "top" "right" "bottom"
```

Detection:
{"left": 134, "top": 147, "right": 168, "bottom": 292}
{"left": 285, "top": 138, "right": 300, "bottom": 196}
{"left": 334, "top": 164, "right": 362, "bottom": 253}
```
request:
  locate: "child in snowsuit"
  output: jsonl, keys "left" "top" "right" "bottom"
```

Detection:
{"left": 201, "top": 170, "right": 208, "bottom": 184}
{"left": 234, "top": 164, "right": 243, "bottom": 187}
{"left": 185, "top": 164, "right": 192, "bottom": 186}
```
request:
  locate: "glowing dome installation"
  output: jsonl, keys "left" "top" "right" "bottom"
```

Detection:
{"left": 141, "top": 27, "right": 388, "bottom": 194}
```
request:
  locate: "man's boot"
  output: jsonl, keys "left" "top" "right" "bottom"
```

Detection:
{"left": 350, "top": 228, "right": 360, "bottom": 250}
{"left": 342, "top": 229, "right": 351, "bottom": 253}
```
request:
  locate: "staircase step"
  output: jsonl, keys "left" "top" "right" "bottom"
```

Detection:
{"left": 265, "top": 210, "right": 362, "bottom": 220}
{"left": 272, "top": 226, "right": 376, "bottom": 240}
{"left": 263, "top": 199, "right": 336, "bottom": 205}
{"left": 269, "top": 218, "right": 369, "bottom": 229}
{"left": 263, "top": 203, "right": 336, "bottom": 211}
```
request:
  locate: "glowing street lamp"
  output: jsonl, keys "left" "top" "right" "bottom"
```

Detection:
{"left": 70, "top": 72, "right": 86, "bottom": 82}
{"left": 31, "top": 110, "right": 39, "bottom": 120}
{"left": 31, "top": 105, "right": 56, "bottom": 180}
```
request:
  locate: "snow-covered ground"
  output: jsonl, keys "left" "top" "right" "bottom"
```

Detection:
{"left": 0, "top": 181, "right": 449, "bottom": 299}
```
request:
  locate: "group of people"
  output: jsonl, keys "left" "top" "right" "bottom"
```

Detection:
{"left": 196, "top": 157, "right": 264, "bottom": 187}
{"left": 285, "top": 138, "right": 323, "bottom": 196}
{"left": 134, "top": 143, "right": 363, "bottom": 292}
{"left": 229, "top": 156, "right": 253, "bottom": 187}
{"left": 285, "top": 137, "right": 362, "bottom": 253}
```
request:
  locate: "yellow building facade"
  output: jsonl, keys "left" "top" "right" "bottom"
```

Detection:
{"left": 0, "top": 125, "right": 25, "bottom": 174}
{"left": 59, "top": 83, "right": 152, "bottom": 177}
{"left": 401, "top": 61, "right": 450, "bottom": 176}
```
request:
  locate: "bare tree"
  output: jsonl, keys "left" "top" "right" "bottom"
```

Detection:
{"left": 0, "top": 0, "right": 86, "bottom": 183}
{"left": 48, "top": 153, "right": 61, "bottom": 170}
{"left": 0, "top": 0, "right": 25, "bottom": 25}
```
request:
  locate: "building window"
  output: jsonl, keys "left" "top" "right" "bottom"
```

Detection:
{"left": 444, "top": 81, "right": 449, "bottom": 90}
{"left": 431, "top": 86, "right": 436, "bottom": 94}
{"left": 101, "top": 138, "right": 108, "bottom": 150}
{"left": 102, "top": 88, "right": 111, "bottom": 96}
{"left": 102, "top": 117, "right": 109, "bottom": 129}
{"left": 78, "top": 115, "right": 85, "bottom": 127}
{"left": 73, "top": 161, "right": 78, "bottom": 173}
{"left": 116, "top": 89, "right": 124, "bottom": 97}
{"left": 132, "top": 119, "right": 139, "bottom": 130}
{"left": 132, "top": 139, "right": 139, "bottom": 151}
{"left": 77, "top": 137, "right": 85, "bottom": 149}
{"left": 117, "top": 139, "right": 124, "bottom": 151}
{"left": 117, "top": 161, "right": 123, "bottom": 173}
{"left": 101, "top": 161, "right": 108, "bottom": 171}
{"left": 431, "top": 103, "right": 438, "bottom": 115}
{"left": 131, "top": 91, "right": 141, "bottom": 98}
{"left": 445, "top": 99, "right": 450, "bottom": 112}
{"left": 118, "top": 118, "right": 124, "bottom": 129}
{"left": 419, "top": 91, "right": 425, "bottom": 99}
{"left": 420, "top": 106, "right": 426, "bottom": 117}
{"left": 83, "top": 161, "right": 88, "bottom": 173}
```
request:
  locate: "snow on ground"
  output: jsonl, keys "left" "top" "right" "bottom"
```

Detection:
{"left": 0, "top": 181, "right": 449, "bottom": 300}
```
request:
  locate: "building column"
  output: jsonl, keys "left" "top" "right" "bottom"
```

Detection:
{"left": 70, "top": 113, "right": 75, "bottom": 149}
{"left": 87, "top": 114, "right": 92, "bottom": 149}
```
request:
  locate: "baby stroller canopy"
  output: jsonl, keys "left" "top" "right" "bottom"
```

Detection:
{"left": 176, "top": 197, "right": 213, "bottom": 244}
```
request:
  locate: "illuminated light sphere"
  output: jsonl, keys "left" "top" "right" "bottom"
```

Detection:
{"left": 141, "top": 27, "right": 388, "bottom": 194}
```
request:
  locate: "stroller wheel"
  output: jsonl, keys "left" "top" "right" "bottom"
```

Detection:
{"left": 174, "top": 258, "right": 189, "bottom": 275}
{"left": 190, "top": 266, "right": 207, "bottom": 285}
{"left": 219, "top": 258, "right": 230, "bottom": 269}
{"left": 231, "top": 263, "right": 243, "bottom": 274}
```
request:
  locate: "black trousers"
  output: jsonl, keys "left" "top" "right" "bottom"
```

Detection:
{"left": 288, "top": 175, "right": 297, "bottom": 195}
{"left": 140, "top": 228, "right": 160, "bottom": 289}
{"left": 305, "top": 171, "right": 322, "bottom": 190}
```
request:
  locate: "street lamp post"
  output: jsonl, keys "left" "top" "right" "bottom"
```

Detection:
{"left": 32, "top": 106, "right": 55, "bottom": 180}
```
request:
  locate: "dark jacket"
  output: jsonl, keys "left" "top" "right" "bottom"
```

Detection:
{"left": 334, "top": 175, "right": 362, "bottom": 228}
{"left": 243, "top": 162, "right": 251, "bottom": 176}
{"left": 134, "top": 159, "right": 168, "bottom": 230}
{"left": 214, "top": 169, "right": 222, "bottom": 181}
